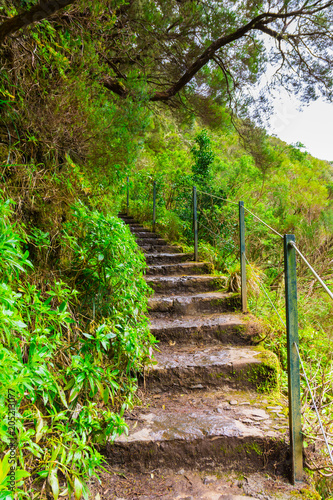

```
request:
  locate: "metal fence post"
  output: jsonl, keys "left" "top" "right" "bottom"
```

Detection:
{"left": 126, "top": 176, "right": 129, "bottom": 215}
{"left": 193, "top": 186, "right": 198, "bottom": 262}
{"left": 284, "top": 234, "right": 303, "bottom": 484}
{"left": 238, "top": 201, "right": 247, "bottom": 313}
{"left": 152, "top": 181, "right": 157, "bottom": 232}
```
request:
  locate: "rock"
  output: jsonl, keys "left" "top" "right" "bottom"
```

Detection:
{"left": 203, "top": 475, "right": 218, "bottom": 484}
{"left": 219, "top": 497, "right": 255, "bottom": 500}
{"left": 229, "top": 400, "right": 238, "bottom": 405}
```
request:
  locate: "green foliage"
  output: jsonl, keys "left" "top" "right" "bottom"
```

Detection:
{"left": 0, "top": 199, "right": 33, "bottom": 280}
{"left": 191, "top": 130, "right": 215, "bottom": 184}
{"left": 0, "top": 198, "right": 154, "bottom": 499}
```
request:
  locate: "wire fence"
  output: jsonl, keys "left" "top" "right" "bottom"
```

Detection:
{"left": 196, "top": 188, "right": 333, "bottom": 474}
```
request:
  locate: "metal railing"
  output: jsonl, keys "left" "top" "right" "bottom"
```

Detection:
{"left": 124, "top": 177, "right": 333, "bottom": 485}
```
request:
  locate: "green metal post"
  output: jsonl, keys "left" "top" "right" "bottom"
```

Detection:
{"left": 126, "top": 176, "right": 129, "bottom": 215}
{"left": 239, "top": 201, "right": 247, "bottom": 313}
{"left": 152, "top": 181, "right": 157, "bottom": 232}
{"left": 284, "top": 234, "right": 303, "bottom": 484}
{"left": 193, "top": 186, "right": 198, "bottom": 262}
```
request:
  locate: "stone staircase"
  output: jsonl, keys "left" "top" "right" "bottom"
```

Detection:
{"left": 101, "top": 215, "right": 309, "bottom": 499}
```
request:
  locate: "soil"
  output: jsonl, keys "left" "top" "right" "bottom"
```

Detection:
{"left": 87, "top": 466, "right": 314, "bottom": 500}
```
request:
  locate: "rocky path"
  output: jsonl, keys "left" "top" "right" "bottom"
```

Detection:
{"left": 97, "top": 216, "right": 314, "bottom": 500}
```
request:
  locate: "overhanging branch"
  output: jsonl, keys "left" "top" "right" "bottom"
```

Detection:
{"left": 98, "top": 1, "right": 333, "bottom": 102}
{"left": 0, "top": 0, "right": 76, "bottom": 44}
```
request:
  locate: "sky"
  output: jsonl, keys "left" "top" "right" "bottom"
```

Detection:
{"left": 268, "top": 96, "right": 333, "bottom": 162}
{"left": 250, "top": 33, "right": 333, "bottom": 163}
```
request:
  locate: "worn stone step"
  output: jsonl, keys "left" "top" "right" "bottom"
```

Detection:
{"left": 149, "top": 313, "right": 260, "bottom": 345}
{"left": 146, "top": 261, "right": 212, "bottom": 276}
{"left": 148, "top": 291, "right": 240, "bottom": 316}
{"left": 129, "top": 224, "right": 146, "bottom": 229}
{"left": 141, "top": 245, "right": 182, "bottom": 254}
{"left": 120, "top": 217, "right": 138, "bottom": 223}
{"left": 146, "top": 275, "right": 225, "bottom": 295}
{"left": 107, "top": 390, "right": 288, "bottom": 474}
{"left": 134, "top": 231, "right": 160, "bottom": 238}
{"left": 144, "top": 344, "right": 279, "bottom": 393}
{"left": 137, "top": 238, "right": 167, "bottom": 246}
{"left": 145, "top": 253, "right": 194, "bottom": 264}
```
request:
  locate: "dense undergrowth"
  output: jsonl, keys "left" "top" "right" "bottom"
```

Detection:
{"left": 0, "top": 198, "right": 154, "bottom": 498}
{"left": 0, "top": 2, "right": 157, "bottom": 497}
{"left": 0, "top": 1, "right": 332, "bottom": 498}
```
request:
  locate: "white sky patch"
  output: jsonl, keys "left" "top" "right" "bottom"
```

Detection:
{"left": 250, "top": 34, "right": 333, "bottom": 162}
{"left": 249, "top": 35, "right": 333, "bottom": 161}
{"left": 269, "top": 97, "right": 333, "bottom": 162}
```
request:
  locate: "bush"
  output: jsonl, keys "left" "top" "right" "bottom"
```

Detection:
{"left": 0, "top": 199, "right": 155, "bottom": 499}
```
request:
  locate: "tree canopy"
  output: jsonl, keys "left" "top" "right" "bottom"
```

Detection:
{"left": 1, "top": 0, "right": 333, "bottom": 106}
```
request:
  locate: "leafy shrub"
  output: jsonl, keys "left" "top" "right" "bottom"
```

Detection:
{"left": 0, "top": 199, "right": 154, "bottom": 499}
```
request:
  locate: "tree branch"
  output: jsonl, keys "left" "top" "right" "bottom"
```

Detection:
{"left": 0, "top": 0, "right": 76, "bottom": 44}
{"left": 102, "top": 2, "right": 333, "bottom": 102}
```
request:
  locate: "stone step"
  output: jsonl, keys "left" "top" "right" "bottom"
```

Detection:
{"left": 120, "top": 217, "right": 138, "bottom": 224}
{"left": 137, "top": 238, "right": 167, "bottom": 246}
{"left": 148, "top": 291, "right": 240, "bottom": 316}
{"left": 107, "top": 390, "right": 288, "bottom": 474}
{"left": 145, "top": 253, "right": 194, "bottom": 265}
{"left": 134, "top": 231, "right": 160, "bottom": 238}
{"left": 146, "top": 275, "right": 225, "bottom": 295}
{"left": 146, "top": 261, "right": 212, "bottom": 276}
{"left": 144, "top": 344, "right": 279, "bottom": 393}
{"left": 149, "top": 313, "right": 259, "bottom": 345}
{"left": 141, "top": 245, "right": 182, "bottom": 254}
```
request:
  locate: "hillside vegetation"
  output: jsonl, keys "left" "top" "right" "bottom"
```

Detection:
{"left": 0, "top": 1, "right": 333, "bottom": 498}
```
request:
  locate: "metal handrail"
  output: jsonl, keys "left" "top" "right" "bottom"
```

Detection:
{"left": 243, "top": 206, "right": 283, "bottom": 239}
{"left": 196, "top": 188, "right": 239, "bottom": 205}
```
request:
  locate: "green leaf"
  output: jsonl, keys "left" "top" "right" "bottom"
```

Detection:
{"left": 0, "top": 453, "right": 10, "bottom": 484}
{"left": 35, "top": 410, "right": 46, "bottom": 443}
{"left": 103, "top": 386, "right": 110, "bottom": 404}
{"left": 68, "top": 385, "right": 82, "bottom": 403}
{"left": 82, "top": 333, "right": 94, "bottom": 339}
{"left": 56, "top": 383, "right": 68, "bottom": 408}
{"left": 76, "top": 373, "right": 85, "bottom": 384}
{"left": 48, "top": 469, "right": 59, "bottom": 500}
{"left": 51, "top": 445, "right": 61, "bottom": 463}
{"left": 58, "top": 302, "right": 67, "bottom": 313}
{"left": 74, "top": 477, "right": 83, "bottom": 500}
{"left": 37, "top": 470, "right": 49, "bottom": 478}
{"left": 14, "top": 470, "right": 30, "bottom": 480}
{"left": 64, "top": 378, "right": 75, "bottom": 391}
